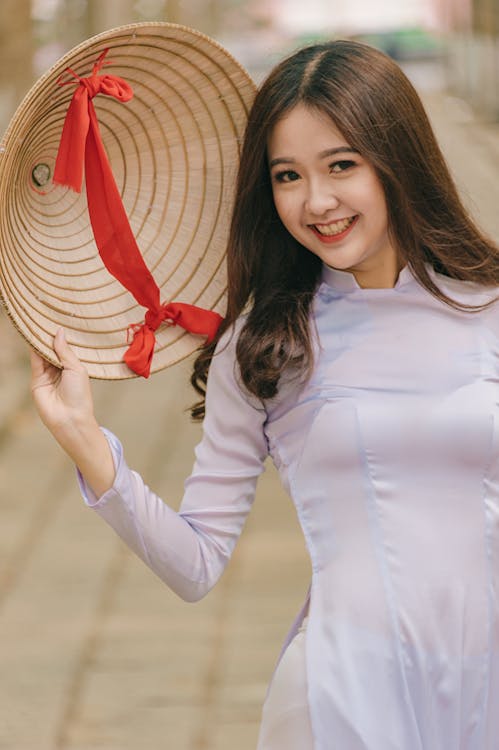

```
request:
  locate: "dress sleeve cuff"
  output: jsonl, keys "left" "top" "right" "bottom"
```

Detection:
{"left": 77, "top": 427, "right": 124, "bottom": 508}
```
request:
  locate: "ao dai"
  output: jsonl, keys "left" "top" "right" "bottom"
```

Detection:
{"left": 80, "top": 263, "right": 499, "bottom": 749}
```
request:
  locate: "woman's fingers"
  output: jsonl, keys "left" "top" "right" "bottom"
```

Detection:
{"left": 53, "top": 328, "right": 84, "bottom": 372}
{"left": 30, "top": 328, "right": 93, "bottom": 425}
{"left": 29, "top": 347, "right": 46, "bottom": 379}
{"left": 30, "top": 344, "right": 61, "bottom": 390}
{"left": 28, "top": 334, "right": 112, "bottom": 491}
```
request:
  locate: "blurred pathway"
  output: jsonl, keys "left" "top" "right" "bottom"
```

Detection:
{"left": 0, "top": 92, "right": 497, "bottom": 750}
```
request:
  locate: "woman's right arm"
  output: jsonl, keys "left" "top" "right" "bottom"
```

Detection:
{"left": 31, "top": 325, "right": 269, "bottom": 602}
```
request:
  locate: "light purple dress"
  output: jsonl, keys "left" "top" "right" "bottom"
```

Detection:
{"left": 80, "top": 263, "right": 499, "bottom": 749}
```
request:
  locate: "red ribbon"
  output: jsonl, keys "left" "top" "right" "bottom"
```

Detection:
{"left": 53, "top": 49, "right": 223, "bottom": 378}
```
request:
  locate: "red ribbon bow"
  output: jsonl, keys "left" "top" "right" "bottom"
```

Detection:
{"left": 53, "top": 49, "right": 223, "bottom": 378}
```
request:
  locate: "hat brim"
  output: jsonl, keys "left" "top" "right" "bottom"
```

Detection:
{"left": 0, "top": 22, "right": 256, "bottom": 378}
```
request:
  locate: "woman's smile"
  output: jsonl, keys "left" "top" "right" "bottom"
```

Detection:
{"left": 310, "top": 215, "right": 358, "bottom": 241}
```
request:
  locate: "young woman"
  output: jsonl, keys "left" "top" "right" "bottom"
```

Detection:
{"left": 31, "top": 40, "right": 499, "bottom": 749}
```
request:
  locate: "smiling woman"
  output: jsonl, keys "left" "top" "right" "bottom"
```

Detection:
{"left": 30, "top": 37, "right": 499, "bottom": 750}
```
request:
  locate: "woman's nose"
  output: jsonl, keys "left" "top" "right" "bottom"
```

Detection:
{"left": 305, "top": 181, "right": 340, "bottom": 216}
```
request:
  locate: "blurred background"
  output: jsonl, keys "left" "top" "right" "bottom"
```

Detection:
{"left": 0, "top": 0, "right": 498, "bottom": 133}
{"left": 0, "top": 2, "right": 498, "bottom": 750}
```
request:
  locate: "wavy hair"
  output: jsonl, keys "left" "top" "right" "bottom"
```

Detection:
{"left": 191, "top": 40, "right": 498, "bottom": 419}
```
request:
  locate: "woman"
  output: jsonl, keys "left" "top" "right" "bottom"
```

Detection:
{"left": 31, "top": 40, "right": 499, "bottom": 749}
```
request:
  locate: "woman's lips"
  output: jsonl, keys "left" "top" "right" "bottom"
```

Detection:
{"left": 310, "top": 215, "right": 359, "bottom": 243}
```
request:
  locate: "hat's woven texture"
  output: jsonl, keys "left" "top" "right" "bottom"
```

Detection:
{"left": 0, "top": 22, "right": 255, "bottom": 378}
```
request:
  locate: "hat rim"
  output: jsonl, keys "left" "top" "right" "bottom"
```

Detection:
{"left": 0, "top": 22, "right": 256, "bottom": 379}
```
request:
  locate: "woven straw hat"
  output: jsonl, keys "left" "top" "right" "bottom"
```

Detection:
{"left": 0, "top": 22, "right": 256, "bottom": 378}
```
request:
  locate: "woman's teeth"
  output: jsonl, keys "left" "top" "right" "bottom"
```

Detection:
{"left": 314, "top": 216, "right": 356, "bottom": 236}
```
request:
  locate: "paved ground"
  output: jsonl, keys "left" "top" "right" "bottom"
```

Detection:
{"left": 0, "top": 91, "right": 498, "bottom": 750}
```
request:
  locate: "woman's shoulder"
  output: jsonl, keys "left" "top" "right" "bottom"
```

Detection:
{"left": 429, "top": 266, "right": 499, "bottom": 336}
{"left": 206, "top": 321, "right": 245, "bottom": 394}
{"left": 429, "top": 266, "right": 498, "bottom": 304}
{"left": 213, "top": 314, "right": 248, "bottom": 356}
{"left": 209, "top": 314, "right": 261, "bottom": 405}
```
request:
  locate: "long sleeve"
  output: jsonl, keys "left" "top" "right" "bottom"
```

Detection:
{"left": 78, "top": 327, "right": 269, "bottom": 602}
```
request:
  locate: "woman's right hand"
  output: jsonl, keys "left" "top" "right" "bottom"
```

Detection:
{"left": 30, "top": 328, "right": 116, "bottom": 498}
{"left": 30, "top": 328, "right": 95, "bottom": 436}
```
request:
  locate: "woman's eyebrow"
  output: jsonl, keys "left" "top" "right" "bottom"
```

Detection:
{"left": 318, "top": 146, "right": 359, "bottom": 158}
{"left": 269, "top": 146, "right": 359, "bottom": 168}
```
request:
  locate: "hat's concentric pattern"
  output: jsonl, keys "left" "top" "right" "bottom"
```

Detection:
{"left": 0, "top": 22, "right": 256, "bottom": 378}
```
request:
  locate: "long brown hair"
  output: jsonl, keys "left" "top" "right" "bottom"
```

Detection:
{"left": 191, "top": 40, "right": 498, "bottom": 420}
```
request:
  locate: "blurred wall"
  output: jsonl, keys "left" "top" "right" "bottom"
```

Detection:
{"left": 0, "top": 0, "right": 497, "bottom": 139}
{"left": 0, "top": 0, "right": 33, "bottom": 132}
{"left": 447, "top": 0, "right": 499, "bottom": 119}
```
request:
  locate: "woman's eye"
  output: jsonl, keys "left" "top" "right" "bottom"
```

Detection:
{"left": 274, "top": 169, "right": 300, "bottom": 183}
{"left": 330, "top": 160, "right": 356, "bottom": 173}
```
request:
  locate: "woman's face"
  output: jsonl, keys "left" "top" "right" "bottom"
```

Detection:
{"left": 267, "top": 104, "right": 400, "bottom": 288}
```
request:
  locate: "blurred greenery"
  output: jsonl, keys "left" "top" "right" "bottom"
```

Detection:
{"left": 350, "top": 27, "right": 443, "bottom": 61}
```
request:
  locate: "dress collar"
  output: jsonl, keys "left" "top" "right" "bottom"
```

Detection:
{"left": 320, "top": 263, "right": 417, "bottom": 293}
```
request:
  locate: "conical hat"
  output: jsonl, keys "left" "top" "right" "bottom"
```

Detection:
{"left": 0, "top": 22, "right": 256, "bottom": 378}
